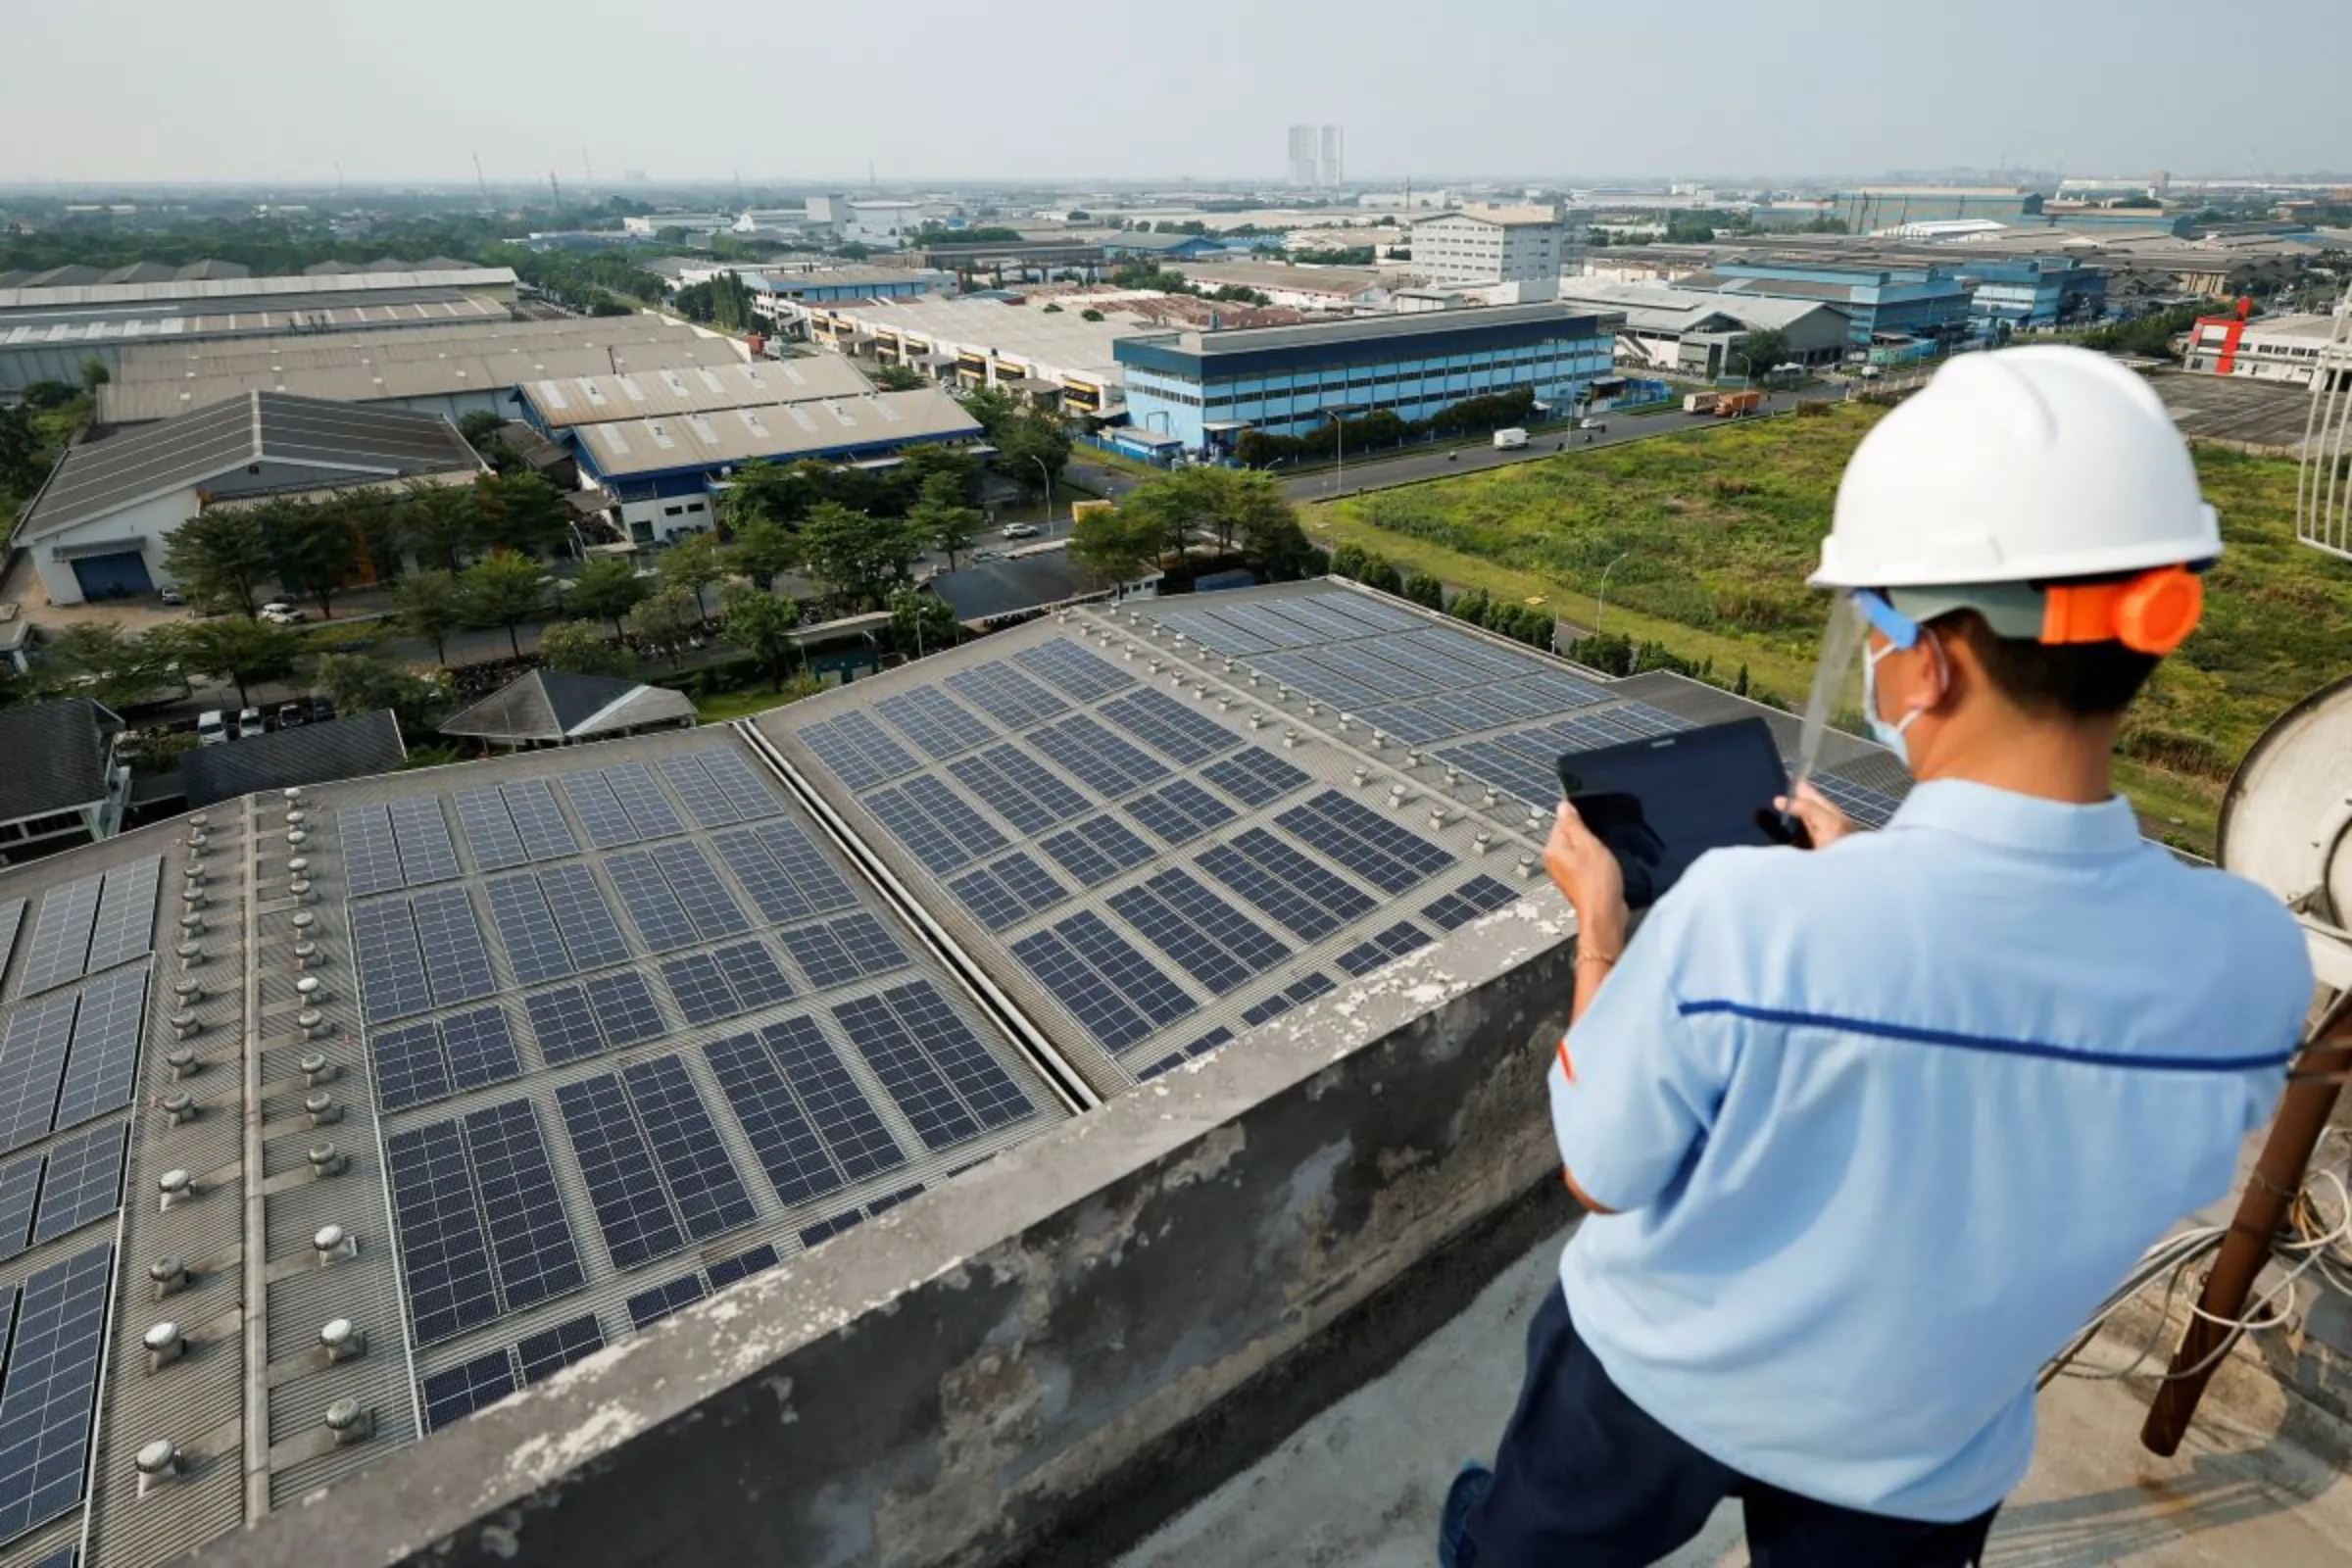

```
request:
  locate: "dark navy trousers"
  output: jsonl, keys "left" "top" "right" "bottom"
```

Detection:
{"left": 1461, "top": 1284, "right": 2000, "bottom": 1567}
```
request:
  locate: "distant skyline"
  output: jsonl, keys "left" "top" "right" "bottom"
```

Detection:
{"left": 4, "top": 0, "right": 2346, "bottom": 186}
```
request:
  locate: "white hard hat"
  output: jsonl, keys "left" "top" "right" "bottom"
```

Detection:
{"left": 1811, "top": 345, "right": 2221, "bottom": 590}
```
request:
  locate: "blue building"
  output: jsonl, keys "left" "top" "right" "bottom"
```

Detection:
{"left": 1676, "top": 260, "right": 1973, "bottom": 348}
{"left": 1113, "top": 304, "right": 1616, "bottom": 457}
{"left": 1102, "top": 232, "right": 1229, "bottom": 263}
{"left": 1955, "top": 258, "right": 2107, "bottom": 332}
{"left": 741, "top": 268, "right": 953, "bottom": 307}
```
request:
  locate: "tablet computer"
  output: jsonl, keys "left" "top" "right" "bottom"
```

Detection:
{"left": 1554, "top": 717, "right": 1793, "bottom": 907}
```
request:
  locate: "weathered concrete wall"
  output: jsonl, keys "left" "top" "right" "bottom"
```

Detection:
{"left": 195, "top": 901, "right": 1585, "bottom": 1568}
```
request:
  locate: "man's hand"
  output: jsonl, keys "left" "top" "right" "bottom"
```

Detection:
{"left": 1773, "top": 780, "right": 1856, "bottom": 851}
{"left": 1545, "top": 803, "right": 1629, "bottom": 956}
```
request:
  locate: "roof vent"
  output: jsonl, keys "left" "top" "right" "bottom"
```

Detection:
{"left": 175, "top": 939, "right": 204, "bottom": 968}
{"left": 308, "top": 1142, "right": 347, "bottom": 1180}
{"left": 143, "top": 1321, "right": 185, "bottom": 1372}
{"left": 1481, "top": 787, "right": 1500, "bottom": 808}
{"left": 1351, "top": 766, "right": 1370, "bottom": 787}
{"left": 1473, "top": 829, "right": 1494, "bottom": 853}
{"left": 292, "top": 939, "right": 318, "bottom": 968}
{"left": 149, "top": 1256, "right": 188, "bottom": 1299}
{"left": 165, "top": 1047, "right": 198, "bottom": 1079}
{"left": 135, "top": 1440, "right": 183, "bottom": 1493}
{"left": 1281, "top": 728, "right": 1300, "bottom": 749}
{"left": 1444, "top": 766, "right": 1461, "bottom": 787}
{"left": 178, "top": 910, "right": 205, "bottom": 937}
{"left": 1368, "top": 730, "right": 1389, "bottom": 750}
{"left": 325, "top": 1398, "right": 373, "bottom": 1446}
{"left": 314, "top": 1224, "right": 357, "bottom": 1264}
{"left": 304, "top": 1091, "right": 342, "bottom": 1127}
{"left": 169, "top": 1011, "right": 200, "bottom": 1042}
{"left": 290, "top": 872, "right": 316, "bottom": 905}
{"left": 1388, "top": 783, "right": 1409, "bottom": 807}
{"left": 284, "top": 808, "right": 307, "bottom": 827}
{"left": 158, "top": 1169, "right": 194, "bottom": 1209}
{"left": 172, "top": 976, "right": 203, "bottom": 1006}
{"left": 1515, "top": 852, "right": 1539, "bottom": 880}
{"left": 294, "top": 975, "right": 325, "bottom": 1006}
{"left": 299, "top": 1053, "right": 335, "bottom": 1087}
{"left": 1302, "top": 700, "right": 1320, "bottom": 716}
{"left": 178, "top": 886, "right": 206, "bottom": 912}
{"left": 286, "top": 856, "right": 309, "bottom": 877}
{"left": 163, "top": 1092, "right": 196, "bottom": 1125}
{"left": 1429, "top": 808, "right": 1451, "bottom": 831}
{"left": 296, "top": 1007, "right": 325, "bottom": 1039}
{"left": 318, "top": 1318, "right": 365, "bottom": 1361}
{"left": 1247, "top": 712, "right": 1265, "bottom": 730}
{"left": 282, "top": 786, "right": 303, "bottom": 802}
{"left": 1404, "top": 749, "right": 1424, "bottom": 768}
{"left": 284, "top": 827, "right": 307, "bottom": 847}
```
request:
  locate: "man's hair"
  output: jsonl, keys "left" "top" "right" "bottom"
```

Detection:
{"left": 1935, "top": 610, "right": 2159, "bottom": 719}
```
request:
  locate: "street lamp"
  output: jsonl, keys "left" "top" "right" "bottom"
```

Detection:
{"left": 1029, "top": 455, "right": 1054, "bottom": 534}
{"left": 1594, "top": 551, "right": 1631, "bottom": 635}
{"left": 1324, "top": 408, "right": 1353, "bottom": 496}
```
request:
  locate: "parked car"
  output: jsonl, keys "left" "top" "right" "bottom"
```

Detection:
{"left": 304, "top": 695, "right": 337, "bottom": 724}
{"left": 276, "top": 702, "right": 310, "bottom": 730}
{"left": 259, "top": 604, "right": 302, "bottom": 625}
{"left": 195, "top": 710, "right": 228, "bottom": 747}
{"left": 1001, "top": 523, "right": 1041, "bottom": 540}
{"left": 236, "top": 707, "right": 267, "bottom": 739}
{"left": 158, "top": 586, "right": 185, "bottom": 606}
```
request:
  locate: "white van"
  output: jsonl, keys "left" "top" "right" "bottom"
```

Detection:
{"left": 196, "top": 710, "right": 228, "bottom": 747}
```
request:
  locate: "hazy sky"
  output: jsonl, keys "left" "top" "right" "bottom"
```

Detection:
{"left": 5, "top": 0, "right": 2346, "bottom": 186}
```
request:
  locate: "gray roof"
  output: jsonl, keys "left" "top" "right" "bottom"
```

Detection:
{"left": 519, "top": 357, "right": 875, "bottom": 431}
{"left": 572, "top": 389, "right": 982, "bottom": 480}
{"left": 1149, "top": 301, "right": 1613, "bottom": 358}
{"left": 0, "top": 266, "right": 515, "bottom": 313}
{"left": 0, "top": 699, "right": 121, "bottom": 824}
{"left": 17, "top": 392, "right": 483, "bottom": 541}
{"left": 931, "top": 551, "right": 1099, "bottom": 622}
{"left": 1553, "top": 279, "right": 1849, "bottom": 335}
{"left": 177, "top": 710, "right": 409, "bottom": 808}
{"left": 438, "top": 669, "right": 697, "bottom": 743}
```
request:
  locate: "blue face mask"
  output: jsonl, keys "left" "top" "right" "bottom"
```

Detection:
{"left": 1863, "top": 641, "right": 1922, "bottom": 767}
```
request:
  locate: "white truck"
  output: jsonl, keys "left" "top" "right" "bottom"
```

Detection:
{"left": 1492, "top": 427, "right": 1529, "bottom": 451}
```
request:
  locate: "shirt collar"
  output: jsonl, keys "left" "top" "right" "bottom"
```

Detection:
{"left": 1886, "top": 778, "right": 2143, "bottom": 858}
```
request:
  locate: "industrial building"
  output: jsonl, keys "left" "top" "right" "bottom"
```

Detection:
{"left": 569, "top": 389, "right": 983, "bottom": 544}
{"left": 1114, "top": 303, "right": 1617, "bottom": 456}
{"left": 12, "top": 392, "right": 486, "bottom": 606}
{"left": 1668, "top": 258, "right": 1974, "bottom": 350}
{"left": 741, "top": 268, "right": 955, "bottom": 318}
{"left": 790, "top": 295, "right": 1153, "bottom": 418}
{"left": 1409, "top": 207, "right": 1569, "bottom": 290}
{"left": 1169, "top": 260, "right": 1394, "bottom": 312}
{"left": 514, "top": 358, "right": 877, "bottom": 435}
{"left": 2184, "top": 310, "right": 2352, "bottom": 389}
{"left": 0, "top": 699, "right": 130, "bottom": 858}
{"left": 1550, "top": 280, "right": 1852, "bottom": 374}
{"left": 94, "top": 319, "right": 747, "bottom": 427}
{"left": 1951, "top": 256, "right": 2107, "bottom": 331}
{"left": 1102, "top": 232, "right": 1229, "bottom": 263}
{"left": 912, "top": 240, "right": 1107, "bottom": 280}
{"left": 0, "top": 266, "right": 520, "bottom": 392}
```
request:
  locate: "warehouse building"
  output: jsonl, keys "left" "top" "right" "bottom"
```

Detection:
{"left": 2184, "top": 309, "right": 2352, "bottom": 389}
{"left": 95, "top": 318, "right": 747, "bottom": 426}
{"left": 1551, "top": 279, "right": 1852, "bottom": 374}
{"left": 792, "top": 294, "right": 1152, "bottom": 418}
{"left": 1953, "top": 256, "right": 2107, "bottom": 331}
{"left": 12, "top": 392, "right": 485, "bottom": 606}
{"left": 514, "top": 358, "right": 876, "bottom": 435}
{"left": 1169, "top": 260, "right": 1394, "bottom": 313}
{"left": 742, "top": 267, "right": 955, "bottom": 319}
{"left": 1668, "top": 258, "right": 1973, "bottom": 349}
{"left": 1409, "top": 206, "right": 1570, "bottom": 290}
{"left": 1114, "top": 303, "right": 1616, "bottom": 457}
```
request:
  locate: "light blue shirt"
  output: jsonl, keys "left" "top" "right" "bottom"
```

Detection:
{"left": 1550, "top": 780, "right": 2311, "bottom": 1522}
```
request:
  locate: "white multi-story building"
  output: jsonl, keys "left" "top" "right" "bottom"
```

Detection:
{"left": 1410, "top": 207, "right": 1570, "bottom": 290}
{"left": 2183, "top": 310, "right": 2352, "bottom": 389}
{"left": 1288, "top": 125, "right": 1320, "bottom": 187}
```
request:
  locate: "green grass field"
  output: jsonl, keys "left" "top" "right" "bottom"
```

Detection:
{"left": 1308, "top": 405, "right": 2352, "bottom": 855}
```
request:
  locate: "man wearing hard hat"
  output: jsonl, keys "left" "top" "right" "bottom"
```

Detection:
{"left": 1442, "top": 347, "right": 2315, "bottom": 1566}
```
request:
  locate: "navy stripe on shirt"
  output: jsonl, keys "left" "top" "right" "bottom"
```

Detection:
{"left": 1675, "top": 999, "right": 2295, "bottom": 1074}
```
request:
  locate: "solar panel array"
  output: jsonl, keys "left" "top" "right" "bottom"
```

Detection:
{"left": 0, "top": 1242, "right": 114, "bottom": 1545}
{"left": 0, "top": 1114, "right": 129, "bottom": 1265}
{"left": 0, "top": 964, "right": 148, "bottom": 1159}
{"left": 15, "top": 858, "right": 158, "bottom": 998}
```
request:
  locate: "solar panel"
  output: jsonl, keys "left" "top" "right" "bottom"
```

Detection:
{"left": 0, "top": 902, "right": 22, "bottom": 989}
{"left": 1423, "top": 874, "right": 1523, "bottom": 932}
{"left": 949, "top": 853, "right": 1069, "bottom": 931}
{"left": 516, "top": 1313, "right": 605, "bottom": 1385}
{"left": 1334, "top": 920, "right": 1436, "bottom": 977}
{"left": 1198, "top": 830, "right": 1376, "bottom": 941}
{"left": 522, "top": 986, "right": 604, "bottom": 1068}
{"left": 386, "top": 1120, "right": 500, "bottom": 1346}
{"left": 1108, "top": 870, "right": 1291, "bottom": 996}
{"left": 603, "top": 850, "right": 700, "bottom": 953}
{"left": 865, "top": 1184, "right": 922, "bottom": 1216}
{"left": 777, "top": 913, "right": 906, "bottom": 992}
{"left": 1810, "top": 770, "right": 1902, "bottom": 829}
{"left": 1150, "top": 609, "right": 1265, "bottom": 656}
{"left": 501, "top": 778, "right": 581, "bottom": 860}
{"left": 18, "top": 876, "right": 101, "bottom": 998}
{"left": 1098, "top": 688, "right": 1241, "bottom": 766}
{"left": 1358, "top": 704, "right": 1459, "bottom": 745}
{"left": 463, "top": 1099, "right": 586, "bottom": 1310}
{"left": 696, "top": 748, "right": 784, "bottom": 820}
{"left": 601, "top": 761, "right": 686, "bottom": 840}
{"left": 835, "top": 981, "right": 1034, "bottom": 1149}
{"left": 800, "top": 710, "right": 919, "bottom": 790}
{"left": 1200, "top": 746, "right": 1311, "bottom": 808}
{"left": 659, "top": 952, "right": 738, "bottom": 1025}
{"left": 1009, "top": 927, "right": 1152, "bottom": 1051}
{"left": 798, "top": 1211, "right": 863, "bottom": 1249}
{"left": 484, "top": 875, "right": 574, "bottom": 986}
{"left": 389, "top": 796, "right": 462, "bottom": 886}
{"left": 84, "top": 858, "right": 159, "bottom": 973}
{"left": 28, "top": 1120, "right": 127, "bottom": 1247}
{"left": 626, "top": 1272, "right": 706, "bottom": 1331}
{"left": 1013, "top": 638, "right": 1136, "bottom": 701}
{"left": 647, "top": 841, "right": 750, "bottom": 940}
{"left": 1187, "top": 1024, "right": 1239, "bottom": 1057}
{"left": 1124, "top": 779, "right": 1238, "bottom": 845}
{"left": 713, "top": 938, "right": 797, "bottom": 1010}
{"left": 621, "top": 1055, "right": 756, "bottom": 1241}
{"left": 337, "top": 805, "right": 405, "bottom": 898}
{"left": 559, "top": 771, "right": 641, "bottom": 850}
{"left": 535, "top": 863, "right": 631, "bottom": 970}
{"left": 1241, "top": 972, "right": 1338, "bottom": 1028}
{"left": 0, "top": 1243, "right": 111, "bottom": 1542}
{"left": 1200, "top": 604, "right": 1319, "bottom": 650}
{"left": 52, "top": 962, "right": 145, "bottom": 1131}
{"left": 421, "top": 1349, "right": 516, "bottom": 1432}
{"left": 1037, "top": 814, "right": 1154, "bottom": 888}
{"left": 0, "top": 993, "right": 76, "bottom": 1156}
{"left": 1028, "top": 714, "right": 1169, "bottom": 797}
{"left": 1305, "top": 589, "right": 1423, "bottom": 631}
{"left": 1056, "top": 911, "right": 1198, "bottom": 1022}
{"left": 411, "top": 886, "right": 496, "bottom": 1007}
{"left": 583, "top": 971, "right": 665, "bottom": 1049}
{"left": 712, "top": 821, "right": 856, "bottom": 925}
{"left": 876, "top": 686, "right": 996, "bottom": 760}
{"left": 864, "top": 779, "right": 1004, "bottom": 874}
{"left": 351, "top": 899, "right": 429, "bottom": 1024}
{"left": 440, "top": 1005, "right": 524, "bottom": 1092}
{"left": 368, "top": 1021, "right": 450, "bottom": 1111}
{"left": 454, "top": 786, "right": 529, "bottom": 872}
{"left": 1251, "top": 652, "right": 1383, "bottom": 710}
{"left": 1276, "top": 791, "right": 1455, "bottom": 894}
{"left": 657, "top": 754, "right": 742, "bottom": 828}
{"left": 705, "top": 1243, "right": 780, "bottom": 1289}
{"left": 706, "top": 1029, "right": 856, "bottom": 1207}
{"left": 945, "top": 662, "right": 1068, "bottom": 727}
{"left": 557, "top": 1073, "right": 687, "bottom": 1270}
{"left": 0, "top": 1153, "right": 41, "bottom": 1264}
{"left": 945, "top": 745, "right": 1092, "bottom": 836}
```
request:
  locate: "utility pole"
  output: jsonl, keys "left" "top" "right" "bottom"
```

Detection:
{"left": 581, "top": 149, "right": 596, "bottom": 204}
{"left": 549, "top": 170, "right": 563, "bottom": 214}
{"left": 472, "top": 152, "right": 490, "bottom": 212}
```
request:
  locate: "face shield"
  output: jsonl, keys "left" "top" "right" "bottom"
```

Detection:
{"left": 1790, "top": 589, "right": 1916, "bottom": 797}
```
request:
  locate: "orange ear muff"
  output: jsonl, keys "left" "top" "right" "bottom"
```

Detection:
{"left": 2112, "top": 567, "right": 2202, "bottom": 654}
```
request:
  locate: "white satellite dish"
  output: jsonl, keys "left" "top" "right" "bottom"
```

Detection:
{"left": 2218, "top": 672, "right": 2352, "bottom": 994}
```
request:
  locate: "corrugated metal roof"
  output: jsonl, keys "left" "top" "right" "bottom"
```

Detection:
{"left": 520, "top": 357, "right": 874, "bottom": 430}
{"left": 0, "top": 266, "right": 515, "bottom": 312}
{"left": 574, "top": 389, "right": 981, "bottom": 477}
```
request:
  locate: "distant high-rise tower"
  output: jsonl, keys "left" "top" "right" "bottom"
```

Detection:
{"left": 1320, "top": 124, "right": 1345, "bottom": 188}
{"left": 1289, "top": 125, "right": 1320, "bottom": 187}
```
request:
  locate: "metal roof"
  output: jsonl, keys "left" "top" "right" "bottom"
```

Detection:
{"left": 1553, "top": 279, "right": 1848, "bottom": 334}
{"left": 438, "top": 671, "right": 697, "bottom": 743}
{"left": 176, "top": 710, "right": 410, "bottom": 808}
{"left": 18, "top": 393, "right": 482, "bottom": 541}
{"left": 1139, "top": 301, "right": 1608, "bottom": 358}
{"left": 106, "top": 318, "right": 734, "bottom": 387}
{"left": 0, "top": 267, "right": 516, "bottom": 313}
{"left": 0, "top": 292, "right": 512, "bottom": 351}
{"left": 808, "top": 295, "right": 1154, "bottom": 381}
{"left": 572, "top": 390, "right": 982, "bottom": 479}
{"left": 0, "top": 699, "right": 122, "bottom": 825}
{"left": 518, "top": 358, "right": 875, "bottom": 431}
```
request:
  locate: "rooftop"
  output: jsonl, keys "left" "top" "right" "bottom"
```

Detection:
{"left": 571, "top": 389, "right": 982, "bottom": 478}
{"left": 0, "top": 699, "right": 122, "bottom": 825}
{"left": 1413, "top": 206, "right": 1562, "bottom": 228}
{"left": 1552, "top": 278, "right": 1848, "bottom": 333}
{"left": 1126, "top": 301, "right": 1617, "bottom": 362}
{"left": 176, "top": 711, "right": 409, "bottom": 809}
{"left": 436, "top": 670, "right": 697, "bottom": 745}
{"left": 0, "top": 267, "right": 515, "bottom": 315}
{"left": 104, "top": 318, "right": 739, "bottom": 389}
{"left": 1170, "top": 259, "right": 1391, "bottom": 296}
{"left": 0, "top": 294, "right": 514, "bottom": 357}
{"left": 809, "top": 295, "right": 1157, "bottom": 379}
{"left": 517, "top": 357, "right": 875, "bottom": 432}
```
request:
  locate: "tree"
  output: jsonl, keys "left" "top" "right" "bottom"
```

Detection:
{"left": 907, "top": 473, "right": 983, "bottom": 571}
{"left": 79, "top": 357, "right": 110, "bottom": 393}
{"left": 567, "top": 556, "right": 652, "bottom": 636}
{"left": 719, "top": 583, "right": 803, "bottom": 691}
{"left": 1401, "top": 570, "right": 1445, "bottom": 610}
{"left": 163, "top": 509, "right": 273, "bottom": 614}
{"left": 458, "top": 411, "right": 507, "bottom": 450}
{"left": 47, "top": 623, "right": 178, "bottom": 710}
{"left": 461, "top": 553, "right": 550, "bottom": 660}
{"left": 0, "top": 405, "right": 44, "bottom": 496}
{"left": 888, "top": 589, "right": 959, "bottom": 658}
{"left": 870, "top": 364, "right": 927, "bottom": 392}
{"left": 258, "top": 497, "right": 365, "bottom": 619}
{"left": 471, "top": 472, "right": 570, "bottom": 558}
{"left": 723, "top": 516, "right": 803, "bottom": 592}
{"left": 994, "top": 412, "right": 1073, "bottom": 494}
{"left": 800, "top": 502, "right": 923, "bottom": 610}
{"left": 306, "top": 650, "right": 443, "bottom": 725}
{"left": 894, "top": 443, "right": 982, "bottom": 506}
{"left": 722, "top": 459, "right": 815, "bottom": 533}
{"left": 172, "top": 615, "right": 299, "bottom": 708}
{"left": 1070, "top": 505, "right": 1166, "bottom": 585}
{"left": 536, "top": 618, "right": 632, "bottom": 677}
{"left": 1734, "top": 328, "right": 1790, "bottom": 379}
{"left": 397, "top": 480, "right": 478, "bottom": 571}
{"left": 389, "top": 569, "right": 466, "bottom": 664}
{"left": 624, "top": 586, "right": 701, "bottom": 665}
{"left": 661, "top": 531, "right": 727, "bottom": 619}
